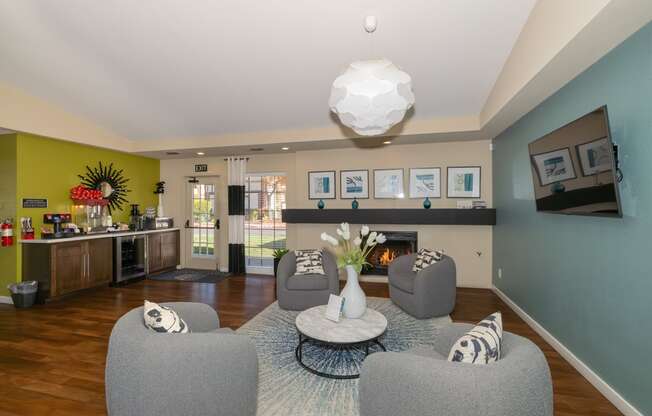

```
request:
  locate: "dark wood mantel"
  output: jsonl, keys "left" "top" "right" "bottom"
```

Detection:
{"left": 281, "top": 209, "right": 496, "bottom": 225}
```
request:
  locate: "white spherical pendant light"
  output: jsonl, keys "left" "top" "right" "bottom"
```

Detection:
{"left": 329, "top": 58, "right": 415, "bottom": 136}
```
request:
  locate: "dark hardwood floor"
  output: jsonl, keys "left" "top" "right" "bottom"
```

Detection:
{"left": 0, "top": 276, "right": 621, "bottom": 416}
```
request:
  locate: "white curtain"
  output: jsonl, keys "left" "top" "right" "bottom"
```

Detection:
{"left": 227, "top": 157, "right": 247, "bottom": 274}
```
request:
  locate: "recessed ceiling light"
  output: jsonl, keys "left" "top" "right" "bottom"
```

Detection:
{"left": 281, "top": 147, "right": 290, "bottom": 151}
{"left": 196, "top": 151, "right": 205, "bottom": 155}
{"left": 383, "top": 140, "right": 392, "bottom": 145}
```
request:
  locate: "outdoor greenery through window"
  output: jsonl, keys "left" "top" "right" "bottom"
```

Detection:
{"left": 245, "top": 174, "right": 287, "bottom": 268}
{"left": 191, "top": 183, "right": 216, "bottom": 256}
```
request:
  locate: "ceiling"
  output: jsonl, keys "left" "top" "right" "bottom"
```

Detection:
{"left": 0, "top": 1, "right": 533, "bottom": 139}
{"left": 1, "top": 1, "right": 651, "bottom": 158}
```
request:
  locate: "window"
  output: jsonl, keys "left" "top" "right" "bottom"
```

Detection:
{"left": 244, "top": 174, "right": 287, "bottom": 269}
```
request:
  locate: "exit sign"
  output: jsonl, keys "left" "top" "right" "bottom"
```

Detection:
{"left": 194, "top": 164, "right": 208, "bottom": 173}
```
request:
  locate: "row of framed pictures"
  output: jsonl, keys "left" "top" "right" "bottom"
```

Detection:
{"left": 530, "top": 137, "right": 612, "bottom": 187}
{"left": 308, "top": 167, "right": 481, "bottom": 200}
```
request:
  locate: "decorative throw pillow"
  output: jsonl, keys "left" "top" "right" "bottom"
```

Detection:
{"left": 412, "top": 248, "right": 444, "bottom": 272}
{"left": 447, "top": 312, "right": 503, "bottom": 364}
{"left": 294, "top": 249, "right": 325, "bottom": 275}
{"left": 143, "top": 300, "right": 190, "bottom": 333}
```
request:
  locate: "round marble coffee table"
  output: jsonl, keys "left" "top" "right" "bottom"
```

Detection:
{"left": 295, "top": 305, "right": 388, "bottom": 379}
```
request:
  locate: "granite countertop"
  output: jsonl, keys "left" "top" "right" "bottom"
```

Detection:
{"left": 20, "top": 228, "right": 181, "bottom": 244}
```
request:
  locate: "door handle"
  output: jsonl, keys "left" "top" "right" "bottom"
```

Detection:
{"left": 185, "top": 219, "right": 190, "bottom": 228}
{"left": 215, "top": 219, "right": 220, "bottom": 230}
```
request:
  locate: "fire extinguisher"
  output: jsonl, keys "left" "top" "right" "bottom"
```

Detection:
{"left": 1, "top": 218, "right": 14, "bottom": 247}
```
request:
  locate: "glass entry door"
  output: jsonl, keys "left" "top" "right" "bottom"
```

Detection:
{"left": 185, "top": 177, "right": 219, "bottom": 270}
{"left": 245, "top": 174, "right": 287, "bottom": 274}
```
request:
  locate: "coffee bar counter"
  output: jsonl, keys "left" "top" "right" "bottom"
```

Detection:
{"left": 20, "top": 227, "right": 181, "bottom": 244}
{"left": 21, "top": 228, "right": 181, "bottom": 302}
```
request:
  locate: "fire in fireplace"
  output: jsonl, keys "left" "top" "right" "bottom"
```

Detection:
{"left": 363, "top": 231, "right": 418, "bottom": 275}
{"left": 378, "top": 248, "right": 397, "bottom": 266}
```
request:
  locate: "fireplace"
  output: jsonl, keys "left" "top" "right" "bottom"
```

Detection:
{"left": 363, "top": 231, "right": 418, "bottom": 275}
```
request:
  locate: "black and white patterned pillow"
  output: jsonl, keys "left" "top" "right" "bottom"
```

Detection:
{"left": 447, "top": 312, "right": 503, "bottom": 364}
{"left": 412, "top": 248, "right": 444, "bottom": 272}
{"left": 294, "top": 249, "right": 325, "bottom": 275}
{"left": 143, "top": 300, "right": 190, "bottom": 333}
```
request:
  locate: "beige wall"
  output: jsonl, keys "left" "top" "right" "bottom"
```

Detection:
{"left": 0, "top": 82, "right": 131, "bottom": 151}
{"left": 161, "top": 140, "right": 493, "bottom": 288}
{"left": 160, "top": 153, "right": 297, "bottom": 272}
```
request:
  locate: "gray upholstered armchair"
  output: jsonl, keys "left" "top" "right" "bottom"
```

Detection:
{"left": 359, "top": 323, "right": 553, "bottom": 416}
{"left": 106, "top": 302, "right": 258, "bottom": 416}
{"left": 276, "top": 250, "right": 339, "bottom": 310}
{"left": 388, "top": 253, "right": 456, "bottom": 318}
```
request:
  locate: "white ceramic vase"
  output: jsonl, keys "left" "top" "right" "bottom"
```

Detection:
{"left": 340, "top": 265, "right": 367, "bottom": 319}
{"left": 157, "top": 194, "right": 164, "bottom": 217}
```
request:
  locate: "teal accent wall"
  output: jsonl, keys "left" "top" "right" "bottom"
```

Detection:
{"left": 493, "top": 23, "right": 652, "bottom": 414}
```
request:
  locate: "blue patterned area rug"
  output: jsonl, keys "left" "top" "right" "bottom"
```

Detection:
{"left": 236, "top": 297, "right": 451, "bottom": 416}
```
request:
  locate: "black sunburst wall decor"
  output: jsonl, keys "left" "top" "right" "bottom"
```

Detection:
{"left": 78, "top": 162, "right": 131, "bottom": 214}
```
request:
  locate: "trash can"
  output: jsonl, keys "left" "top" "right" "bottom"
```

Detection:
{"left": 7, "top": 281, "right": 38, "bottom": 308}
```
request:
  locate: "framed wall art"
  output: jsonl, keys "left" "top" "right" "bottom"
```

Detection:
{"left": 409, "top": 167, "right": 441, "bottom": 198}
{"left": 340, "top": 170, "right": 369, "bottom": 199}
{"left": 308, "top": 171, "right": 336, "bottom": 199}
{"left": 576, "top": 137, "right": 612, "bottom": 176}
{"left": 531, "top": 148, "right": 576, "bottom": 186}
{"left": 374, "top": 169, "right": 404, "bottom": 199}
{"left": 447, "top": 166, "right": 481, "bottom": 198}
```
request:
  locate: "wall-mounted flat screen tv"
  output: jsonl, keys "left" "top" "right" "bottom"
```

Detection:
{"left": 528, "top": 106, "right": 622, "bottom": 217}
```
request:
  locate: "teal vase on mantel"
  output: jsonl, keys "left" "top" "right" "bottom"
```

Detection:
{"left": 317, "top": 199, "right": 325, "bottom": 209}
{"left": 351, "top": 198, "right": 359, "bottom": 209}
{"left": 423, "top": 197, "right": 432, "bottom": 209}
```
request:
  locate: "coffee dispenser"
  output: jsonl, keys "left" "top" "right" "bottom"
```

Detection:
{"left": 43, "top": 213, "right": 72, "bottom": 239}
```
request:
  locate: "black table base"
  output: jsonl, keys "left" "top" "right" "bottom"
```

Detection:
{"left": 295, "top": 332, "right": 386, "bottom": 379}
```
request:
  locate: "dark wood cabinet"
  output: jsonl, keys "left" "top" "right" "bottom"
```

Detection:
{"left": 22, "top": 230, "right": 179, "bottom": 302}
{"left": 148, "top": 232, "right": 162, "bottom": 273}
{"left": 148, "top": 230, "right": 179, "bottom": 274}
{"left": 52, "top": 242, "right": 85, "bottom": 296}
{"left": 24, "top": 238, "right": 113, "bottom": 301}
{"left": 87, "top": 238, "right": 113, "bottom": 287}
{"left": 160, "top": 231, "right": 179, "bottom": 270}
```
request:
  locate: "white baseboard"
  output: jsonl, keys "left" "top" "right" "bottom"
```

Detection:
{"left": 492, "top": 285, "right": 642, "bottom": 416}
{"left": 359, "top": 275, "right": 387, "bottom": 283}
{"left": 337, "top": 275, "right": 491, "bottom": 288}
{"left": 0, "top": 296, "right": 13, "bottom": 305}
{"left": 338, "top": 274, "right": 388, "bottom": 283}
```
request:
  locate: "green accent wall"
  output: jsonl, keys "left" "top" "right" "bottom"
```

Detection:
{"left": 0, "top": 134, "right": 18, "bottom": 297}
{"left": 493, "top": 23, "right": 652, "bottom": 414}
{"left": 1, "top": 132, "right": 159, "bottom": 296}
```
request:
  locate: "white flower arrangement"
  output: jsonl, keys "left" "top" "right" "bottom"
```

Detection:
{"left": 321, "top": 223, "right": 386, "bottom": 273}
